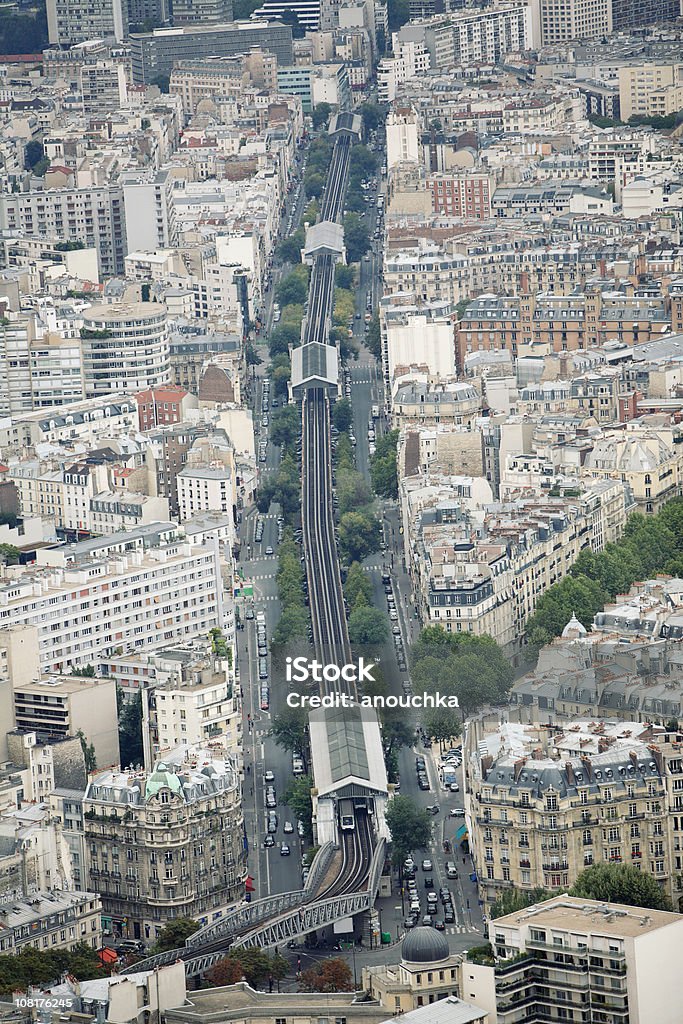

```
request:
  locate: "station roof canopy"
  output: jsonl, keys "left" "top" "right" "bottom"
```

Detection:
{"left": 303, "top": 220, "right": 345, "bottom": 262}
{"left": 329, "top": 111, "right": 362, "bottom": 139}
{"left": 291, "top": 341, "right": 338, "bottom": 393}
{"left": 309, "top": 703, "right": 388, "bottom": 798}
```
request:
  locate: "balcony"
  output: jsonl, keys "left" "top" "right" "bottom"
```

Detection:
{"left": 543, "top": 861, "right": 569, "bottom": 871}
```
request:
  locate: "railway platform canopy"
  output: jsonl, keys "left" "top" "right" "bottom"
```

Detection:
{"left": 292, "top": 341, "right": 338, "bottom": 395}
{"left": 303, "top": 221, "right": 345, "bottom": 265}
{"left": 329, "top": 111, "right": 362, "bottom": 139}
{"left": 309, "top": 703, "right": 388, "bottom": 800}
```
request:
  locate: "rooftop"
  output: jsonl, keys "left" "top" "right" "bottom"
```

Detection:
{"left": 496, "top": 894, "right": 683, "bottom": 939}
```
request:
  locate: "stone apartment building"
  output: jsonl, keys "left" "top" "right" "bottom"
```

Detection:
{"left": 465, "top": 718, "right": 677, "bottom": 913}
{"left": 83, "top": 746, "right": 246, "bottom": 940}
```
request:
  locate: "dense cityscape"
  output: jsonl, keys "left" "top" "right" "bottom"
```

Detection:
{"left": 0, "top": 0, "right": 682, "bottom": 1020}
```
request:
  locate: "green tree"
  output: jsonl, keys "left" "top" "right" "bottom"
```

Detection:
{"left": 232, "top": 0, "right": 260, "bottom": 16}
{"left": 303, "top": 198, "right": 319, "bottom": 223}
{"left": 206, "top": 947, "right": 273, "bottom": 986}
{"left": 344, "top": 561, "right": 373, "bottom": 610}
{"left": 334, "top": 263, "right": 355, "bottom": 290}
{"left": 305, "top": 172, "right": 325, "bottom": 199}
{"left": 246, "top": 341, "right": 262, "bottom": 367}
{"left": 411, "top": 627, "right": 513, "bottom": 720}
{"left": 270, "top": 705, "right": 309, "bottom": 769}
{"left": 343, "top": 213, "right": 370, "bottom": 262}
{"left": 332, "top": 398, "right": 353, "bottom": 433}
{"left": 283, "top": 775, "right": 314, "bottom": 839}
{"left": 370, "top": 429, "right": 398, "bottom": 499}
{"left": 382, "top": 717, "right": 415, "bottom": 756}
{"left": 339, "top": 508, "right": 381, "bottom": 563}
{"left": 75, "top": 729, "right": 97, "bottom": 773}
{"left": 0, "top": 543, "right": 19, "bottom": 565}
{"left": 348, "top": 605, "right": 389, "bottom": 645}
{"left": 150, "top": 72, "right": 170, "bottom": 93}
{"left": 269, "top": 320, "right": 301, "bottom": 357}
{"left": 24, "top": 140, "right": 45, "bottom": 171}
{"left": 299, "top": 957, "right": 354, "bottom": 992}
{"left": 276, "top": 266, "right": 309, "bottom": 307}
{"left": 118, "top": 689, "right": 143, "bottom": 768}
{"left": 387, "top": 0, "right": 410, "bottom": 31}
{"left": 366, "top": 310, "right": 381, "bottom": 359}
{"left": 385, "top": 794, "right": 433, "bottom": 866}
{"left": 152, "top": 917, "right": 197, "bottom": 952}
{"left": 71, "top": 664, "right": 96, "bottom": 677}
{"left": 490, "top": 888, "right": 552, "bottom": 920}
{"left": 311, "top": 102, "right": 332, "bottom": 129}
{"left": 270, "top": 403, "right": 301, "bottom": 451}
{"left": 359, "top": 102, "right": 384, "bottom": 133}
{"left": 569, "top": 863, "right": 671, "bottom": 911}
{"left": 276, "top": 226, "right": 305, "bottom": 264}
{"left": 422, "top": 708, "right": 461, "bottom": 748}
{"left": 349, "top": 144, "right": 378, "bottom": 179}
{"left": 0, "top": 944, "right": 105, "bottom": 998}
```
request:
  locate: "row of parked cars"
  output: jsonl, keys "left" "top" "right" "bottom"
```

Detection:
{"left": 415, "top": 753, "right": 430, "bottom": 792}
{"left": 403, "top": 857, "right": 456, "bottom": 930}
{"left": 383, "top": 571, "right": 407, "bottom": 671}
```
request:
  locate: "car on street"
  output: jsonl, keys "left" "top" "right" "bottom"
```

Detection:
{"left": 246, "top": 607, "right": 254, "bottom": 620}
{"left": 450, "top": 808, "right": 466, "bottom": 818}
{"left": 421, "top": 859, "right": 433, "bottom": 871}
{"left": 297, "top": 821, "right": 305, "bottom": 837}
{"left": 421, "top": 915, "right": 433, "bottom": 927}
{"left": 283, "top": 821, "right": 294, "bottom": 834}
{"left": 426, "top": 805, "right": 439, "bottom": 815}
{"left": 404, "top": 916, "right": 416, "bottom": 929}
{"left": 435, "top": 920, "right": 445, "bottom": 931}
{"left": 390, "top": 609, "right": 399, "bottom": 620}
{"left": 424, "top": 876, "right": 434, "bottom": 888}
{"left": 280, "top": 844, "right": 290, "bottom": 856}
{"left": 264, "top": 770, "right": 275, "bottom": 783}
{"left": 267, "top": 817, "right": 277, "bottom": 833}
{"left": 264, "top": 835, "right": 275, "bottom": 847}
{"left": 444, "top": 907, "right": 455, "bottom": 923}
{"left": 265, "top": 546, "right": 274, "bottom": 555}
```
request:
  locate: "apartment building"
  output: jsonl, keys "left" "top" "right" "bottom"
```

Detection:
{"left": 0, "top": 522, "right": 229, "bottom": 674}
{"left": 466, "top": 719, "right": 674, "bottom": 912}
{"left": 492, "top": 182, "right": 613, "bottom": 219}
{"left": 490, "top": 895, "right": 683, "bottom": 1024}
{"left": 170, "top": 53, "right": 278, "bottom": 115}
{"left": 582, "top": 428, "right": 682, "bottom": 513}
{"left": 534, "top": 0, "right": 611, "bottom": 45}
{"left": 385, "top": 310, "right": 458, "bottom": 384}
{"left": 391, "top": 377, "right": 482, "bottom": 429}
{"left": 404, "top": 488, "right": 627, "bottom": 649}
{"left": 140, "top": 645, "right": 240, "bottom": 769}
{"left": 129, "top": 22, "right": 294, "bottom": 85}
{"left": 618, "top": 62, "right": 683, "bottom": 121}
{"left": 426, "top": 172, "right": 493, "bottom": 220}
{"left": 0, "top": 186, "right": 126, "bottom": 277}
{"left": 135, "top": 385, "right": 196, "bottom": 431}
{"left": 11, "top": 661, "right": 119, "bottom": 769}
{"left": 0, "top": 890, "right": 102, "bottom": 954}
{"left": 455, "top": 291, "right": 670, "bottom": 367}
{"left": 80, "top": 61, "right": 128, "bottom": 114}
{"left": 177, "top": 465, "right": 233, "bottom": 523}
{"left": 410, "top": 5, "right": 535, "bottom": 70}
{"left": 83, "top": 746, "right": 246, "bottom": 939}
{"left": 46, "top": 0, "right": 128, "bottom": 46}
{"left": 81, "top": 303, "right": 170, "bottom": 398}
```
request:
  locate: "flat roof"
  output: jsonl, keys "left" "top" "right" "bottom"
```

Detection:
{"left": 309, "top": 704, "right": 387, "bottom": 797}
{"left": 495, "top": 894, "right": 683, "bottom": 938}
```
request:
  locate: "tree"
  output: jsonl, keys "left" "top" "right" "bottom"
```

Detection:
{"left": 270, "top": 404, "right": 301, "bottom": 451}
{"left": 311, "top": 102, "right": 332, "bottom": 129}
{"left": 232, "top": 0, "right": 260, "bottom": 16}
{"left": 334, "top": 263, "right": 355, "bottom": 291}
{"left": 76, "top": 729, "right": 97, "bottom": 773}
{"left": 305, "top": 172, "right": 325, "bottom": 200}
{"left": 343, "top": 213, "right": 370, "bottom": 263}
{"left": 332, "top": 398, "right": 353, "bottom": 433}
{"left": 271, "top": 354, "right": 291, "bottom": 398}
{"left": 339, "top": 508, "right": 381, "bottom": 564}
{"left": 299, "top": 957, "right": 354, "bottom": 993}
{"left": 349, "top": 144, "right": 377, "bottom": 180}
{"left": 276, "top": 227, "right": 305, "bottom": 264}
{"left": 303, "top": 198, "right": 319, "bottom": 224}
{"left": 24, "top": 140, "right": 44, "bottom": 171}
{"left": 490, "top": 888, "right": 552, "bottom": 920}
{"left": 276, "top": 266, "right": 309, "bottom": 308}
{"left": 0, "top": 944, "right": 104, "bottom": 998}
{"left": 118, "top": 689, "right": 143, "bottom": 768}
{"left": 205, "top": 957, "right": 245, "bottom": 985}
{"left": 246, "top": 342, "right": 262, "bottom": 367}
{"left": 366, "top": 310, "right": 381, "bottom": 359}
{"left": 0, "top": 543, "right": 19, "bottom": 565}
{"left": 344, "top": 561, "right": 373, "bottom": 610}
{"left": 152, "top": 918, "right": 197, "bottom": 952}
{"left": 382, "top": 717, "right": 415, "bottom": 756}
{"left": 151, "top": 73, "right": 170, "bottom": 93}
{"left": 359, "top": 102, "right": 384, "bottom": 133}
{"left": 370, "top": 430, "right": 398, "bottom": 499}
{"left": 71, "top": 664, "right": 96, "bottom": 677}
{"left": 283, "top": 775, "right": 314, "bottom": 839}
{"left": 385, "top": 795, "right": 432, "bottom": 866}
{"left": 422, "top": 708, "right": 461, "bottom": 749}
{"left": 411, "top": 627, "right": 513, "bottom": 720}
{"left": 269, "top": 320, "right": 301, "bottom": 357}
{"left": 205, "top": 948, "right": 273, "bottom": 987}
{"left": 270, "top": 705, "right": 309, "bottom": 768}
{"left": 569, "top": 863, "right": 671, "bottom": 911}
{"left": 387, "top": 0, "right": 410, "bottom": 31}
{"left": 348, "top": 605, "right": 389, "bottom": 646}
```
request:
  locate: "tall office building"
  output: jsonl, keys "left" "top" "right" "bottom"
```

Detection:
{"left": 171, "top": 0, "right": 233, "bottom": 22}
{"left": 611, "top": 0, "right": 680, "bottom": 30}
{"left": 252, "top": 0, "right": 321, "bottom": 31}
{"left": 47, "top": 0, "right": 128, "bottom": 46}
{"left": 129, "top": 21, "right": 294, "bottom": 84}
{"left": 531, "top": 0, "right": 612, "bottom": 44}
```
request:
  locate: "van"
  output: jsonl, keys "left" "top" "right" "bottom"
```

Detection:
{"left": 446, "top": 861, "right": 458, "bottom": 879}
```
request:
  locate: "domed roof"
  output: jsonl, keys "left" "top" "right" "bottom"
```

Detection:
{"left": 401, "top": 926, "right": 450, "bottom": 964}
{"left": 144, "top": 764, "right": 183, "bottom": 801}
{"left": 562, "top": 612, "right": 587, "bottom": 639}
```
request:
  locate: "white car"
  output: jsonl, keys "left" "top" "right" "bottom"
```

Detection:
{"left": 264, "top": 770, "right": 275, "bottom": 783}
{"left": 421, "top": 858, "right": 433, "bottom": 871}
{"left": 283, "top": 821, "right": 294, "bottom": 834}
{"left": 389, "top": 609, "right": 399, "bottom": 621}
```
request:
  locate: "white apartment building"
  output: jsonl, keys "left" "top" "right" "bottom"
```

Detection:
{"left": 0, "top": 523, "right": 229, "bottom": 674}
{"left": 47, "top": 0, "right": 128, "bottom": 46}
{"left": 177, "top": 465, "right": 232, "bottom": 523}
{"left": 385, "top": 312, "right": 458, "bottom": 383}
{"left": 0, "top": 186, "right": 127, "bottom": 277}
{"left": 378, "top": 31, "right": 430, "bottom": 102}
{"left": 533, "top": 0, "right": 611, "bottom": 45}
{"left": 120, "top": 170, "right": 177, "bottom": 255}
{"left": 386, "top": 106, "right": 420, "bottom": 170}
{"left": 0, "top": 890, "right": 102, "bottom": 954}
{"left": 88, "top": 491, "right": 171, "bottom": 535}
{"left": 81, "top": 303, "right": 170, "bottom": 398}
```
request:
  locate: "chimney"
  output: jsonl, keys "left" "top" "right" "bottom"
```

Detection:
{"left": 481, "top": 754, "right": 493, "bottom": 780}
{"left": 580, "top": 755, "right": 592, "bottom": 780}
{"left": 514, "top": 757, "right": 527, "bottom": 782}
{"left": 565, "top": 761, "right": 575, "bottom": 786}
{"left": 629, "top": 750, "right": 639, "bottom": 768}
{"left": 649, "top": 745, "right": 663, "bottom": 776}
{"left": 598, "top": 737, "right": 609, "bottom": 753}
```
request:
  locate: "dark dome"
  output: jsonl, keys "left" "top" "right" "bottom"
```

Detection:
{"left": 401, "top": 926, "right": 450, "bottom": 963}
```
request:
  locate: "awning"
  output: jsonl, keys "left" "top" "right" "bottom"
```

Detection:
{"left": 245, "top": 875, "right": 255, "bottom": 893}
{"left": 455, "top": 824, "right": 469, "bottom": 844}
